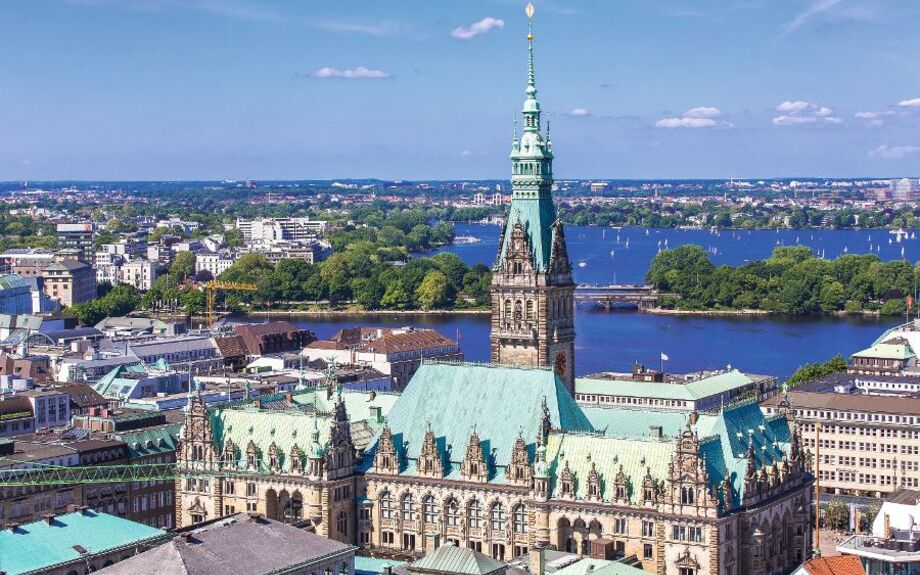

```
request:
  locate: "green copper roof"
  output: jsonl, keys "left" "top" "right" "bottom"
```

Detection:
{"left": 852, "top": 342, "right": 915, "bottom": 360}
{"left": 575, "top": 370, "right": 756, "bottom": 402}
{"left": 582, "top": 406, "right": 691, "bottom": 438}
{"left": 211, "top": 406, "right": 330, "bottom": 472}
{"left": 545, "top": 432, "right": 674, "bottom": 504}
{"left": 363, "top": 362, "right": 592, "bottom": 478}
{"left": 113, "top": 424, "right": 180, "bottom": 458}
{"left": 694, "top": 402, "right": 790, "bottom": 505}
{"left": 355, "top": 556, "right": 406, "bottom": 575}
{"left": 409, "top": 543, "right": 507, "bottom": 575}
{"left": 548, "top": 401, "right": 791, "bottom": 508}
{"left": 0, "top": 510, "right": 167, "bottom": 575}
{"left": 499, "top": 198, "right": 558, "bottom": 272}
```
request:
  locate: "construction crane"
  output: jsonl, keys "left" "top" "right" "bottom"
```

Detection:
{"left": 205, "top": 280, "right": 257, "bottom": 326}
{"left": 0, "top": 461, "right": 272, "bottom": 487}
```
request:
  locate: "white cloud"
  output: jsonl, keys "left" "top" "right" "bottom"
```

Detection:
{"left": 451, "top": 17, "right": 504, "bottom": 40}
{"left": 869, "top": 145, "right": 920, "bottom": 160}
{"left": 460, "top": 149, "right": 473, "bottom": 157}
{"left": 898, "top": 98, "right": 920, "bottom": 107}
{"left": 566, "top": 108, "right": 590, "bottom": 117}
{"left": 656, "top": 106, "right": 728, "bottom": 128}
{"left": 309, "top": 66, "right": 390, "bottom": 79}
{"left": 780, "top": 0, "right": 843, "bottom": 38}
{"left": 775, "top": 100, "right": 812, "bottom": 113}
{"left": 684, "top": 106, "right": 722, "bottom": 118}
{"left": 772, "top": 100, "right": 841, "bottom": 126}
{"left": 656, "top": 117, "right": 718, "bottom": 128}
{"left": 855, "top": 111, "right": 880, "bottom": 119}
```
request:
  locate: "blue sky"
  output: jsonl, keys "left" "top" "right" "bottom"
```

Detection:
{"left": 2, "top": 0, "right": 920, "bottom": 180}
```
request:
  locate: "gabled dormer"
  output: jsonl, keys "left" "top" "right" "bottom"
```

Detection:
{"left": 417, "top": 423, "right": 444, "bottom": 478}
{"left": 461, "top": 429, "right": 489, "bottom": 483}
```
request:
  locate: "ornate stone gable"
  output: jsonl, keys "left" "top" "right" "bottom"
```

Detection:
{"left": 461, "top": 428, "right": 490, "bottom": 483}
{"left": 374, "top": 424, "right": 399, "bottom": 475}
{"left": 505, "top": 432, "right": 533, "bottom": 485}
{"left": 417, "top": 423, "right": 444, "bottom": 478}
{"left": 665, "top": 425, "right": 717, "bottom": 515}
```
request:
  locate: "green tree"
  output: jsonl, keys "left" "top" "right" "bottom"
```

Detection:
{"left": 787, "top": 355, "right": 848, "bottom": 388}
{"left": 824, "top": 500, "right": 849, "bottom": 530}
{"left": 170, "top": 250, "right": 197, "bottom": 281}
{"left": 381, "top": 280, "right": 411, "bottom": 309}
{"left": 416, "top": 270, "right": 450, "bottom": 309}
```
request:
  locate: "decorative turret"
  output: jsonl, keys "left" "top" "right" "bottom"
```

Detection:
{"left": 586, "top": 461, "right": 602, "bottom": 502}
{"left": 533, "top": 442, "right": 549, "bottom": 500}
{"left": 308, "top": 418, "right": 325, "bottom": 479}
{"left": 490, "top": 1, "right": 575, "bottom": 392}
{"left": 417, "top": 422, "right": 444, "bottom": 478}
{"left": 461, "top": 426, "right": 489, "bottom": 482}
{"left": 506, "top": 431, "right": 533, "bottom": 486}
{"left": 373, "top": 424, "right": 399, "bottom": 475}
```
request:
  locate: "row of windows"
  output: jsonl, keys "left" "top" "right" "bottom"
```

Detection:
{"left": 379, "top": 493, "right": 528, "bottom": 534}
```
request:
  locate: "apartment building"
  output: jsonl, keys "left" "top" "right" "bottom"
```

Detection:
{"left": 42, "top": 260, "right": 96, "bottom": 307}
{"left": 119, "top": 259, "right": 157, "bottom": 290}
{"left": 763, "top": 372, "right": 920, "bottom": 497}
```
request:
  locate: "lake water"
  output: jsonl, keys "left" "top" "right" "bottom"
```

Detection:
{"left": 280, "top": 224, "right": 916, "bottom": 382}
{"left": 440, "top": 223, "right": 920, "bottom": 285}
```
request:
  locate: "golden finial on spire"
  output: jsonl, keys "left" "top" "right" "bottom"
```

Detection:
{"left": 526, "top": 3, "right": 535, "bottom": 41}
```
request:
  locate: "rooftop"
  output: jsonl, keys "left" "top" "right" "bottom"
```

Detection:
{"left": 575, "top": 369, "right": 761, "bottom": 401}
{"left": 95, "top": 513, "right": 354, "bottom": 575}
{"left": 0, "top": 510, "right": 168, "bottom": 575}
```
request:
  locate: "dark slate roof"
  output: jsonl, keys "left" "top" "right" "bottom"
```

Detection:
{"left": 96, "top": 514, "right": 354, "bottom": 575}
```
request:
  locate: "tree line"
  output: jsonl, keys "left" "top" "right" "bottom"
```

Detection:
{"left": 647, "top": 245, "right": 920, "bottom": 315}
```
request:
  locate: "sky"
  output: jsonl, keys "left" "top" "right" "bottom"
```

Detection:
{"left": 2, "top": 0, "right": 920, "bottom": 181}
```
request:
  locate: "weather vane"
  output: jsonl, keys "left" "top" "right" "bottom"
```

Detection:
{"left": 526, "top": 3, "right": 535, "bottom": 41}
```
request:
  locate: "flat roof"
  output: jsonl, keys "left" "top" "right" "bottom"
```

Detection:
{"left": 575, "top": 369, "right": 757, "bottom": 401}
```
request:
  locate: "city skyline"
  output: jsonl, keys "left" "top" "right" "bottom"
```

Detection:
{"left": 3, "top": 0, "right": 920, "bottom": 180}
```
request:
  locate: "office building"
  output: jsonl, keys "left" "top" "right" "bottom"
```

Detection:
{"left": 56, "top": 222, "right": 95, "bottom": 263}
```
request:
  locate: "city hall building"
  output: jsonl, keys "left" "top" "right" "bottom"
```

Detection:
{"left": 176, "top": 10, "right": 814, "bottom": 575}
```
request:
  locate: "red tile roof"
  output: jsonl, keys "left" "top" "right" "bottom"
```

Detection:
{"left": 803, "top": 555, "right": 865, "bottom": 575}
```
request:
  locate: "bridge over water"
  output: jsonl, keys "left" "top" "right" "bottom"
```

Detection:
{"left": 574, "top": 283, "right": 663, "bottom": 310}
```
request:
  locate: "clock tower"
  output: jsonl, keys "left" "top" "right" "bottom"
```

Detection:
{"left": 490, "top": 3, "right": 576, "bottom": 393}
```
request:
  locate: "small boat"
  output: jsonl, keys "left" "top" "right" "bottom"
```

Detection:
{"left": 454, "top": 235, "right": 481, "bottom": 244}
{"left": 913, "top": 232, "right": 917, "bottom": 240}
{"left": 625, "top": 238, "right": 630, "bottom": 248}
{"left": 578, "top": 262, "right": 588, "bottom": 268}
{"left": 843, "top": 246, "right": 848, "bottom": 253}
{"left": 645, "top": 229, "right": 650, "bottom": 236}
{"left": 610, "top": 250, "right": 615, "bottom": 257}
{"left": 890, "top": 239, "right": 894, "bottom": 245}
{"left": 902, "top": 246, "right": 906, "bottom": 258}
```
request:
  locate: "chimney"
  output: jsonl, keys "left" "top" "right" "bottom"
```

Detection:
{"left": 43, "top": 513, "right": 56, "bottom": 525}
{"left": 689, "top": 411, "right": 699, "bottom": 425}
{"left": 885, "top": 513, "right": 892, "bottom": 539}
{"left": 180, "top": 532, "right": 197, "bottom": 543}
{"left": 284, "top": 392, "right": 293, "bottom": 402}
{"left": 368, "top": 390, "right": 376, "bottom": 401}
{"left": 382, "top": 568, "right": 392, "bottom": 575}
{"left": 529, "top": 544, "right": 546, "bottom": 575}
{"left": 248, "top": 512, "right": 263, "bottom": 523}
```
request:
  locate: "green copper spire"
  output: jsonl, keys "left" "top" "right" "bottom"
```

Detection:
{"left": 497, "top": 2, "right": 558, "bottom": 272}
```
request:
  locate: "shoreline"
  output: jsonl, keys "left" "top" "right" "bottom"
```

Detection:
{"left": 242, "top": 309, "right": 491, "bottom": 317}
{"left": 645, "top": 307, "right": 773, "bottom": 317}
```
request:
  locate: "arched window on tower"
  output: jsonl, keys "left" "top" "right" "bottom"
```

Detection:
{"left": 525, "top": 300, "right": 534, "bottom": 322}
